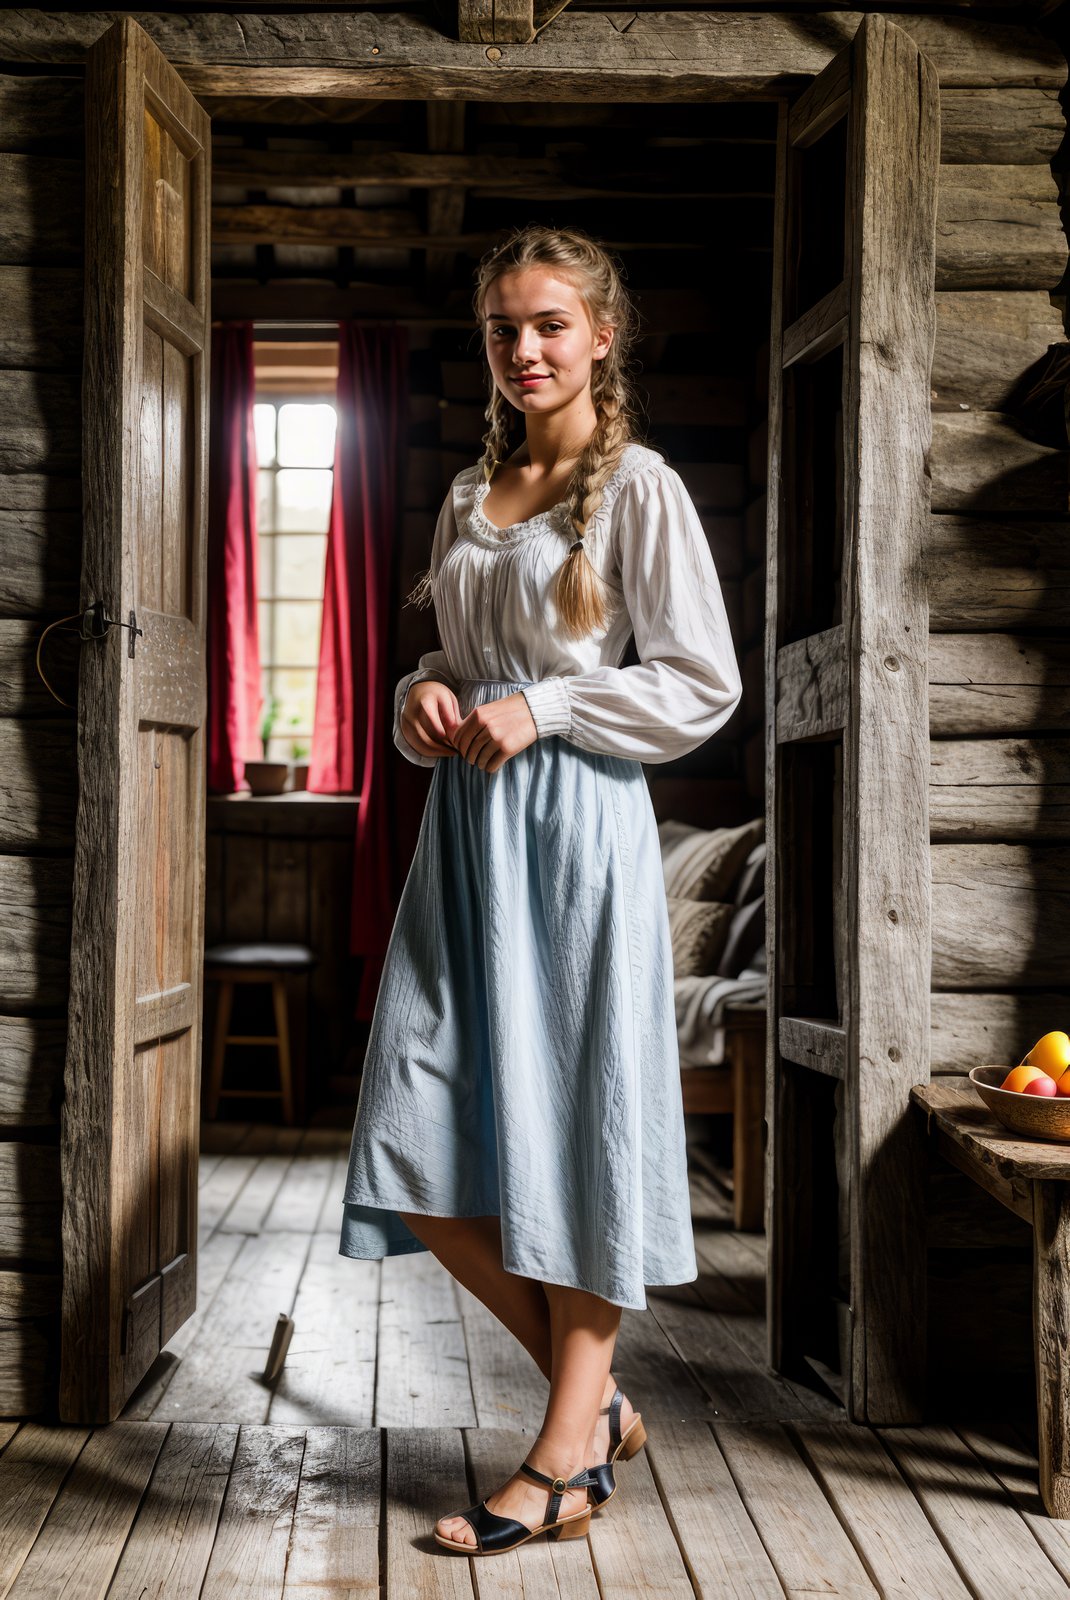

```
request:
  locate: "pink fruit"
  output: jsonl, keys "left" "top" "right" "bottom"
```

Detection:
{"left": 1022, "top": 1074, "right": 1059, "bottom": 1097}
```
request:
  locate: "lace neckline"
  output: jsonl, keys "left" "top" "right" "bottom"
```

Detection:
{"left": 465, "top": 478, "right": 572, "bottom": 548}
{"left": 460, "top": 443, "right": 661, "bottom": 551}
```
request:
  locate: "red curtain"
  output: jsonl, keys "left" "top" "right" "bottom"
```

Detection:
{"left": 310, "top": 321, "right": 409, "bottom": 1018}
{"left": 206, "top": 321, "right": 262, "bottom": 792}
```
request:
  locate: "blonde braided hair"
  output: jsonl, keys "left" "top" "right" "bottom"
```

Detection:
{"left": 409, "top": 224, "right": 648, "bottom": 638}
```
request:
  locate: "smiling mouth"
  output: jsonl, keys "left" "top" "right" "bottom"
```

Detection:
{"left": 512, "top": 374, "right": 550, "bottom": 384}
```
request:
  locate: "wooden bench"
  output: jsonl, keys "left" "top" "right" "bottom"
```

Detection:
{"left": 911, "top": 1078, "right": 1070, "bottom": 1517}
{"left": 681, "top": 1003, "right": 765, "bottom": 1232}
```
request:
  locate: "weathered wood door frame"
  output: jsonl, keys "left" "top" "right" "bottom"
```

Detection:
{"left": 764, "top": 17, "right": 938, "bottom": 1422}
{"left": 63, "top": 17, "right": 210, "bottom": 1421}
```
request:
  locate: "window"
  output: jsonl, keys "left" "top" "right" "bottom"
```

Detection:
{"left": 253, "top": 398, "right": 337, "bottom": 764}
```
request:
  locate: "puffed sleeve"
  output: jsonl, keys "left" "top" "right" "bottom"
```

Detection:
{"left": 519, "top": 463, "right": 742, "bottom": 763}
{"left": 394, "top": 486, "right": 462, "bottom": 767}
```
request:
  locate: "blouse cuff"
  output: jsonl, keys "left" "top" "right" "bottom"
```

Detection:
{"left": 521, "top": 677, "right": 572, "bottom": 738}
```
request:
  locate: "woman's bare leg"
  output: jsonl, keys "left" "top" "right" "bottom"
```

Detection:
{"left": 395, "top": 1210, "right": 553, "bottom": 1374}
{"left": 434, "top": 1280, "right": 623, "bottom": 1547}
{"left": 396, "top": 1209, "right": 636, "bottom": 1460}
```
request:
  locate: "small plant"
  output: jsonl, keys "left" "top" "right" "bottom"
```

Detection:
{"left": 287, "top": 712, "right": 309, "bottom": 763}
{"left": 259, "top": 694, "right": 282, "bottom": 759}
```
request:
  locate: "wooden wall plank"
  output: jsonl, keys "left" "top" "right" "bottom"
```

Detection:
{"left": 0, "top": 721, "right": 76, "bottom": 849}
{"left": 930, "top": 738, "right": 1070, "bottom": 840}
{"left": 0, "top": 74, "right": 83, "bottom": 151}
{"left": 938, "top": 86, "right": 1066, "bottom": 163}
{"left": 0, "top": 857, "right": 72, "bottom": 1008}
{"left": 0, "top": 1146, "right": 61, "bottom": 1262}
{"left": 935, "top": 165, "right": 1066, "bottom": 290}
{"left": 931, "top": 291, "right": 1065, "bottom": 412}
{"left": 0, "top": 268, "right": 82, "bottom": 369}
{"left": 0, "top": 1018, "right": 65, "bottom": 1126}
{"left": 927, "top": 516, "right": 1070, "bottom": 631}
{"left": 931, "top": 843, "right": 1070, "bottom": 987}
{"left": 931, "top": 990, "right": 1070, "bottom": 1074}
{"left": 929, "top": 635, "right": 1070, "bottom": 736}
{"left": 930, "top": 413, "right": 1068, "bottom": 515}
{"left": 0, "top": 152, "right": 83, "bottom": 265}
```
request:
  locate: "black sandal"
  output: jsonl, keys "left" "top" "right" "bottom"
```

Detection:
{"left": 433, "top": 1460, "right": 596, "bottom": 1555}
{"left": 586, "top": 1386, "right": 649, "bottom": 1509}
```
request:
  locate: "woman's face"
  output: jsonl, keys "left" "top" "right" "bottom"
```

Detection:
{"left": 482, "top": 268, "right": 613, "bottom": 419}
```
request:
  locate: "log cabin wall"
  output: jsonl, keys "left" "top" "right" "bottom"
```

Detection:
{"left": 0, "top": 5, "right": 1066, "bottom": 1421}
{"left": 0, "top": 65, "right": 84, "bottom": 1414}
{"left": 921, "top": 67, "right": 1070, "bottom": 1395}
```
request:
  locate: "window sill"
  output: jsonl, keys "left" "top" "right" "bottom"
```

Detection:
{"left": 208, "top": 790, "right": 360, "bottom": 839}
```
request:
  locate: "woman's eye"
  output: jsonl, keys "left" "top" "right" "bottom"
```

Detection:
{"left": 489, "top": 323, "right": 565, "bottom": 338}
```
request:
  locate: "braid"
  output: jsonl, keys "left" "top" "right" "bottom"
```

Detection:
{"left": 479, "top": 385, "right": 514, "bottom": 487}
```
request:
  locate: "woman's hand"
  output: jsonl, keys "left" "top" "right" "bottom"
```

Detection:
{"left": 401, "top": 679, "right": 463, "bottom": 760}
{"left": 452, "top": 691, "right": 538, "bottom": 774}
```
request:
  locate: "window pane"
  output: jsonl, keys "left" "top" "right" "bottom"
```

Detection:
{"left": 275, "top": 667, "right": 318, "bottom": 737}
{"left": 258, "top": 599, "right": 274, "bottom": 653}
{"left": 257, "top": 533, "right": 275, "bottom": 600}
{"left": 275, "top": 532, "right": 327, "bottom": 600}
{"left": 257, "top": 468, "right": 275, "bottom": 533}
{"left": 277, "top": 402, "right": 337, "bottom": 468}
{"left": 254, "top": 403, "right": 277, "bottom": 467}
{"left": 274, "top": 599, "right": 322, "bottom": 665}
{"left": 276, "top": 468, "right": 333, "bottom": 533}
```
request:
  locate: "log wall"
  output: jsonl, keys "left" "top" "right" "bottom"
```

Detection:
{"left": 0, "top": 68, "right": 85, "bottom": 1415}
{"left": 926, "top": 81, "right": 1070, "bottom": 1076}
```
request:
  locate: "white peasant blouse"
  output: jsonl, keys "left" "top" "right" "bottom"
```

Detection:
{"left": 393, "top": 441, "right": 743, "bottom": 767}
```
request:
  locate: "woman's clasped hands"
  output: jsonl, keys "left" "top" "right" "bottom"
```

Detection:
{"left": 402, "top": 680, "right": 538, "bottom": 774}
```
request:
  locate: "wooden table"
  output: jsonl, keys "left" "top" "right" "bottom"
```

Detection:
{"left": 911, "top": 1077, "right": 1070, "bottom": 1517}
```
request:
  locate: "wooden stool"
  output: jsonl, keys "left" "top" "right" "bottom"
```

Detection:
{"left": 680, "top": 1003, "right": 766, "bottom": 1232}
{"left": 203, "top": 942, "right": 318, "bottom": 1126}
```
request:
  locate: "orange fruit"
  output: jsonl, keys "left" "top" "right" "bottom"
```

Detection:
{"left": 1056, "top": 1068, "right": 1070, "bottom": 1099}
{"left": 1022, "top": 1030, "right": 1070, "bottom": 1079}
{"left": 1001, "top": 1063, "right": 1050, "bottom": 1094}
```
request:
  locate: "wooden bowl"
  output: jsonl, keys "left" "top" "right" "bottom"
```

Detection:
{"left": 969, "top": 1065, "right": 1070, "bottom": 1144}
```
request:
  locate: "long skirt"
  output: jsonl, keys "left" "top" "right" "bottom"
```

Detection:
{"left": 338, "top": 676, "right": 698, "bottom": 1310}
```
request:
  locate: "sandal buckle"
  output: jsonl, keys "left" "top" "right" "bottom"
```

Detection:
{"left": 552, "top": 1476, "right": 567, "bottom": 1494}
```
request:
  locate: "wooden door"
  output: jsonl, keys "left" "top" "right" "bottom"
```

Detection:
{"left": 61, "top": 17, "right": 210, "bottom": 1421}
{"left": 765, "top": 14, "right": 938, "bottom": 1422}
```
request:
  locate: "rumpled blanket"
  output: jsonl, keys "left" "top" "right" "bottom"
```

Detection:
{"left": 674, "top": 966, "right": 766, "bottom": 1066}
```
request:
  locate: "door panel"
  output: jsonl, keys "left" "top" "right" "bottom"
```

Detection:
{"left": 61, "top": 16, "right": 209, "bottom": 1421}
{"left": 765, "top": 13, "right": 938, "bottom": 1423}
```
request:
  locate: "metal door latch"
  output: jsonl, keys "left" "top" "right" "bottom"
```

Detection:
{"left": 80, "top": 600, "right": 143, "bottom": 658}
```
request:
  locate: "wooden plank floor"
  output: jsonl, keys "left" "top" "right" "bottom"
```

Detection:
{"left": 2, "top": 1124, "right": 1068, "bottom": 1597}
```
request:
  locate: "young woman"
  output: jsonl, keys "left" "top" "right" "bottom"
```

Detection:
{"left": 338, "top": 224, "right": 742, "bottom": 1556}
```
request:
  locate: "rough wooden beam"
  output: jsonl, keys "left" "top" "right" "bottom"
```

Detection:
{"left": 0, "top": 13, "right": 1061, "bottom": 95}
{"left": 930, "top": 991, "right": 1070, "bottom": 1075}
{"left": 775, "top": 627, "right": 847, "bottom": 743}
{"left": 930, "top": 738, "right": 1070, "bottom": 840}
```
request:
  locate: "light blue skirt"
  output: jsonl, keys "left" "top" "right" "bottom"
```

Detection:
{"left": 338, "top": 676, "right": 698, "bottom": 1310}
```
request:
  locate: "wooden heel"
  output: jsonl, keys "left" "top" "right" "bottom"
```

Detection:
{"left": 618, "top": 1417, "right": 647, "bottom": 1459}
{"left": 554, "top": 1508, "right": 592, "bottom": 1541}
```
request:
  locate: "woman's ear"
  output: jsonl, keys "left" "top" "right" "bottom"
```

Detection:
{"left": 594, "top": 325, "right": 615, "bottom": 361}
